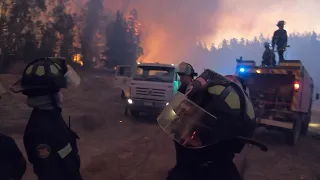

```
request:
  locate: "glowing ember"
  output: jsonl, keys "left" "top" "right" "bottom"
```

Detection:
{"left": 73, "top": 54, "right": 83, "bottom": 66}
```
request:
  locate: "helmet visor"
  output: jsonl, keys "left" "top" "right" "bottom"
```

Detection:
{"left": 157, "top": 92, "right": 218, "bottom": 148}
{"left": 65, "top": 65, "right": 81, "bottom": 88}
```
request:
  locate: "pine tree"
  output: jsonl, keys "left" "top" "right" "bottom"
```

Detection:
{"left": 51, "top": 2, "right": 75, "bottom": 64}
{"left": 80, "top": 0, "right": 103, "bottom": 68}
{"left": 105, "top": 11, "right": 128, "bottom": 67}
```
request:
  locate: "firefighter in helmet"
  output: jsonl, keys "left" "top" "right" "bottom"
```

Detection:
{"left": 176, "top": 62, "right": 197, "bottom": 93}
{"left": 158, "top": 69, "right": 267, "bottom": 180}
{"left": 272, "top": 20, "right": 288, "bottom": 61}
{"left": 0, "top": 83, "right": 27, "bottom": 180}
{"left": 10, "top": 57, "right": 83, "bottom": 180}
{"left": 262, "top": 42, "right": 276, "bottom": 66}
{"left": 173, "top": 62, "right": 198, "bottom": 165}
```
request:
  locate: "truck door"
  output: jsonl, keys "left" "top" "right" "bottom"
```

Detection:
{"left": 114, "top": 65, "right": 132, "bottom": 98}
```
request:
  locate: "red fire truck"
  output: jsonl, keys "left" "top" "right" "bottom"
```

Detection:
{"left": 236, "top": 60, "right": 319, "bottom": 145}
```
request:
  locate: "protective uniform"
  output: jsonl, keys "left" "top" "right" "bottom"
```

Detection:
{"left": 272, "top": 20, "right": 288, "bottom": 61}
{"left": 158, "top": 69, "right": 266, "bottom": 180}
{"left": 0, "top": 83, "right": 27, "bottom": 180}
{"left": 262, "top": 42, "right": 276, "bottom": 66}
{"left": 11, "top": 57, "right": 82, "bottom": 180}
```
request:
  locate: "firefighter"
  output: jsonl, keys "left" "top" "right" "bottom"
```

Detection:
{"left": 10, "top": 57, "right": 83, "bottom": 180}
{"left": 173, "top": 62, "right": 198, "bottom": 166}
{"left": 0, "top": 83, "right": 27, "bottom": 180}
{"left": 262, "top": 42, "right": 276, "bottom": 66}
{"left": 158, "top": 69, "right": 264, "bottom": 180}
{"left": 272, "top": 20, "right": 288, "bottom": 61}
{"left": 176, "top": 62, "right": 197, "bottom": 93}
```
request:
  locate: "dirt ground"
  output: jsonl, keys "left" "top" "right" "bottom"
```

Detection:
{"left": 1, "top": 72, "right": 320, "bottom": 180}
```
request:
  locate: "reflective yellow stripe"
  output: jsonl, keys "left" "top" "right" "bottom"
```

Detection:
{"left": 224, "top": 91, "right": 240, "bottom": 109}
{"left": 272, "top": 69, "right": 287, "bottom": 74}
{"left": 293, "top": 70, "right": 300, "bottom": 80}
{"left": 208, "top": 85, "right": 225, "bottom": 95}
{"left": 246, "top": 97, "right": 255, "bottom": 119}
{"left": 35, "top": 66, "right": 45, "bottom": 76}
{"left": 278, "top": 62, "right": 301, "bottom": 67}
{"left": 291, "top": 93, "right": 298, "bottom": 111}
{"left": 50, "top": 65, "right": 59, "bottom": 74}
{"left": 58, "top": 143, "right": 72, "bottom": 159}
{"left": 25, "top": 65, "right": 33, "bottom": 75}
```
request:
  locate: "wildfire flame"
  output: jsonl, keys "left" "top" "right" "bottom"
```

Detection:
{"left": 73, "top": 53, "right": 83, "bottom": 66}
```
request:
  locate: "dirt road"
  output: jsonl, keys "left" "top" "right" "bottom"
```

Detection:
{"left": 1, "top": 73, "right": 320, "bottom": 180}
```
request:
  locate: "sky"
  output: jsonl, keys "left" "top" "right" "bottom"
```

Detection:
{"left": 72, "top": 0, "right": 320, "bottom": 65}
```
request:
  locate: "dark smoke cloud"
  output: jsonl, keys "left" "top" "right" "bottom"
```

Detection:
{"left": 96, "top": 0, "right": 222, "bottom": 64}
{"left": 76, "top": 0, "right": 320, "bottom": 72}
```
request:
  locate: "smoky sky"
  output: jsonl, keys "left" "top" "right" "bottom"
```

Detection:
{"left": 74, "top": 0, "right": 320, "bottom": 70}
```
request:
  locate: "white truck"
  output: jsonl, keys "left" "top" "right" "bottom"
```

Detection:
{"left": 114, "top": 62, "right": 179, "bottom": 117}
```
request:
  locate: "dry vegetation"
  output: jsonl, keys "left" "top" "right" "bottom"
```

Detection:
{"left": 0, "top": 72, "right": 320, "bottom": 180}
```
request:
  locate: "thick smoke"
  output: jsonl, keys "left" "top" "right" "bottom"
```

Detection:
{"left": 211, "top": 0, "right": 320, "bottom": 43}
{"left": 76, "top": 0, "right": 320, "bottom": 73}
{"left": 90, "top": 0, "right": 221, "bottom": 64}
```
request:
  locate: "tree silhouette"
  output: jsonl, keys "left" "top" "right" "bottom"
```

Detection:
{"left": 104, "top": 10, "right": 143, "bottom": 68}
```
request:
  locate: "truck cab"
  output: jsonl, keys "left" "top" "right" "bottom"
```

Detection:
{"left": 115, "top": 63, "right": 179, "bottom": 117}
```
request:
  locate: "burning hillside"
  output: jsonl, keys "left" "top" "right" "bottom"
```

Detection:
{"left": 2, "top": 0, "right": 320, "bottom": 68}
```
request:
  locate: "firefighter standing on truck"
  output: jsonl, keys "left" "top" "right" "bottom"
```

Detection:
{"left": 272, "top": 20, "right": 288, "bottom": 61}
{"left": 158, "top": 69, "right": 263, "bottom": 180}
{"left": 0, "top": 83, "right": 26, "bottom": 180}
{"left": 11, "top": 57, "right": 83, "bottom": 180}
{"left": 262, "top": 42, "right": 276, "bottom": 66}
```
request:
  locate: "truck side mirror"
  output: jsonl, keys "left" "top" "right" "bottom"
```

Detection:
{"left": 316, "top": 93, "right": 319, "bottom": 100}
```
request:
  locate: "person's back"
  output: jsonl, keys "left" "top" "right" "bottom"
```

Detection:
{"left": 24, "top": 108, "right": 80, "bottom": 180}
{"left": 273, "top": 29, "right": 287, "bottom": 48}
{"left": 0, "top": 133, "right": 26, "bottom": 180}
{"left": 160, "top": 69, "right": 260, "bottom": 180}
{"left": 170, "top": 141, "right": 242, "bottom": 180}
{"left": 11, "top": 57, "right": 83, "bottom": 180}
{"left": 0, "top": 84, "right": 26, "bottom": 180}
{"left": 272, "top": 21, "right": 288, "bottom": 61}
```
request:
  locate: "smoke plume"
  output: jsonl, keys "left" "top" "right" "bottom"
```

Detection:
{"left": 76, "top": 0, "right": 320, "bottom": 66}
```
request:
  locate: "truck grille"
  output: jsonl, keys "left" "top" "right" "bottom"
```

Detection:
{"left": 135, "top": 87, "right": 166, "bottom": 98}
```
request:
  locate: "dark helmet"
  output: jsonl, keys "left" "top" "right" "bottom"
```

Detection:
{"left": 157, "top": 69, "right": 256, "bottom": 149}
{"left": 11, "top": 57, "right": 80, "bottom": 97}
{"left": 277, "top": 20, "right": 285, "bottom": 27}
{"left": 177, "top": 62, "right": 197, "bottom": 77}
{"left": 264, "top": 42, "right": 271, "bottom": 49}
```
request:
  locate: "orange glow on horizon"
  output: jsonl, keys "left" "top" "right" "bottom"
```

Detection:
{"left": 3, "top": 0, "right": 320, "bottom": 65}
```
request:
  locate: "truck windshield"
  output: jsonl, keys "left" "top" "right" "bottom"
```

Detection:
{"left": 133, "top": 66, "right": 175, "bottom": 82}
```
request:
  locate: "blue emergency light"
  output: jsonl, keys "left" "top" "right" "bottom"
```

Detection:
{"left": 239, "top": 68, "right": 245, "bottom": 72}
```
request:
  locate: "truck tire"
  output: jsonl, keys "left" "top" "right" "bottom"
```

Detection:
{"left": 130, "top": 110, "right": 140, "bottom": 118}
{"left": 285, "top": 117, "right": 302, "bottom": 146}
{"left": 300, "top": 115, "right": 311, "bottom": 136}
